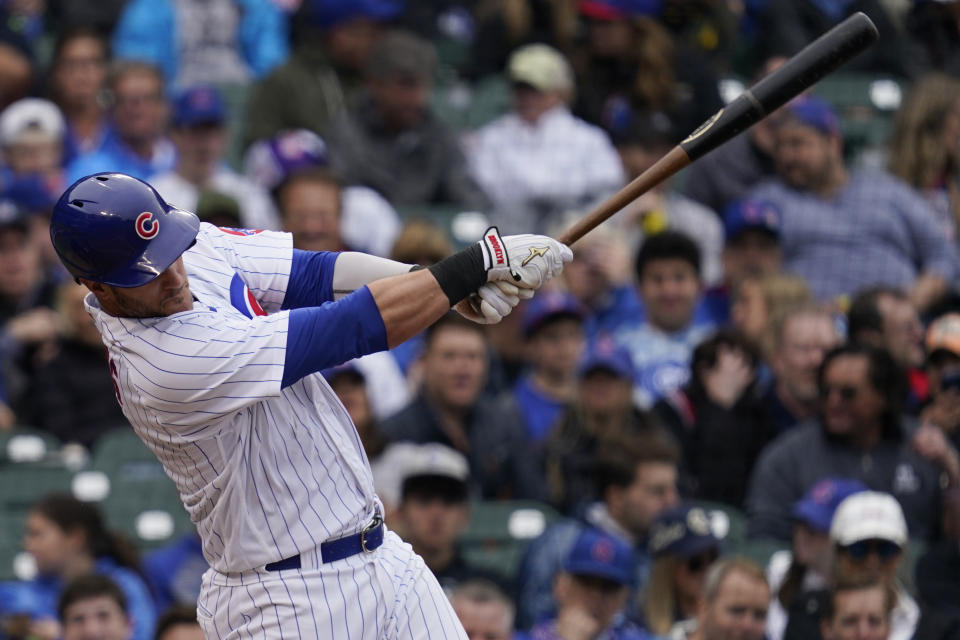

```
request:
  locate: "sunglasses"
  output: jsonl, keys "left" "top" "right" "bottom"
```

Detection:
{"left": 820, "top": 384, "right": 860, "bottom": 401}
{"left": 841, "top": 539, "right": 901, "bottom": 561}
{"left": 684, "top": 551, "right": 718, "bottom": 573}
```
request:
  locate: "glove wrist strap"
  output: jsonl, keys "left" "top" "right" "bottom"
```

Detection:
{"left": 427, "top": 243, "right": 486, "bottom": 306}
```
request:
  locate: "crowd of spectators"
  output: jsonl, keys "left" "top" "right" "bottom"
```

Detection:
{"left": 4, "top": 0, "right": 960, "bottom": 639}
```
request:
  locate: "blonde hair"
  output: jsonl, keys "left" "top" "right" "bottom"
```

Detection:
{"left": 889, "top": 73, "right": 960, "bottom": 190}
{"left": 642, "top": 556, "right": 681, "bottom": 635}
{"left": 738, "top": 274, "right": 814, "bottom": 358}
{"left": 702, "top": 557, "right": 767, "bottom": 604}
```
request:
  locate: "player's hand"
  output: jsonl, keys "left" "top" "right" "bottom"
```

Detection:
{"left": 454, "top": 281, "right": 534, "bottom": 324}
{"left": 478, "top": 226, "right": 573, "bottom": 289}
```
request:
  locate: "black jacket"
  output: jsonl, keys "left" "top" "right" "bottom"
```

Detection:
{"left": 381, "top": 392, "right": 545, "bottom": 501}
{"left": 654, "top": 379, "right": 775, "bottom": 509}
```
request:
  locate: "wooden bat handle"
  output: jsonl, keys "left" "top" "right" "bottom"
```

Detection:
{"left": 557, "top": 146, "right": 691, "bottom": 246}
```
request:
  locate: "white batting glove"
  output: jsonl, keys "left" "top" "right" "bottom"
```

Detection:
{"left": 454, "top": 280, "right": 534, "bottom": 324}
{"left": 478, "top": 226, "right": 573, "bottom": 289}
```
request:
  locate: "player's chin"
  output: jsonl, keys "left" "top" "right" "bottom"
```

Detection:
{"left": 160, "top": 293, "right": 193, "bottom": 315}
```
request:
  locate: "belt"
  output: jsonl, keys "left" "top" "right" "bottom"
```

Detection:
{"left": 265, "top": 516, "right": 384, "bottom": 572}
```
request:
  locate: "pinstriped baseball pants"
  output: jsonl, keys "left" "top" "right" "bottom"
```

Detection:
{"left": 197, "top": 530, "right": 467, "bottom": 639}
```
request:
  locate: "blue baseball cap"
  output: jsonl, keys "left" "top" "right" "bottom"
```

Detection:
{"left": 579, "top": 0, "right": 662, "bottom": 19}
{"left": 563, "top": 528, "right": 635, "bottom": 585}
{"left": 305, "top": 0, "right": 402, "bottom": 29}
{"left": 792, "top": 477, "right": 867, "bottom": 533}
{"left": 0, "top": 198, "right": 28, "bottom": 232}
{"left": 522, "top": 291, "right": 585, "bottom": 337}
{"left": 172, "top": 85, "right": 225, "bottom": 127}
{"left": 785, "top": 96, "right": 840, "bottom": 137}
{"left": 723, "top": 199, "right": 782, "bottom": 242}
{"left": 244, "top": 129, "right": 329, "bottom": 192}
{"left": 648, "top": 505, "right": 724, "bottom": 558}
{"left": 579, "top": 337, "right": 635, "bottom": 380}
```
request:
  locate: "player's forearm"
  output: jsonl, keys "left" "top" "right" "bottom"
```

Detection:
{"left": 368, "top": 269, "right": 452, "bottom": 348}
{"left": 332, "top": 252, "right": 414, "bottom": 300}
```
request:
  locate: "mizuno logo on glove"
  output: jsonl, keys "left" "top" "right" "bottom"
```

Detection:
{"left": 521, "top": 246, "right": 549, "bottom": 267}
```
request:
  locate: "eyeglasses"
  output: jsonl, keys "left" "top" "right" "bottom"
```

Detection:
{"left": 820, "top": 384, "right": 860, "bottom": 401}
{"left": 684, "top": 551, "right": 718, "bottom": 573}
{"left": 841, "top": 539, "right": 901, "bottom": 561}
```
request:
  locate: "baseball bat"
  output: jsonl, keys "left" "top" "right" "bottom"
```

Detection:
{"left": 557, "top": 11, "right": 879, "bottom": 246}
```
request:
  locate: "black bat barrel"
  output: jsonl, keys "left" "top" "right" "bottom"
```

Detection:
{"left": 679, "top": 12, "right": 879, "bottom": 162}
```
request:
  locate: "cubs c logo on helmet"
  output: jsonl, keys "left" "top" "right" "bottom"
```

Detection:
{"left": 135, "top": 211, "right": 159, "bottom": 240}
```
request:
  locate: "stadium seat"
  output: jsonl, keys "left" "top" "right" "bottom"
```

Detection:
{"left": 90, "top": 431, "right": 193, "bottom": 549}
{"left": 736, "top": 537, "right": 789, "bottom": 569}
{"left": 0, "top": 461, "right": 76, "bottom": 579}
{"left": 431, "top": 73, "right": 510, "bottom": 133}
{"left": 0, "top": 427, "right": 60, "bottom": 464}
{"left": 217, "top": 82, "right": 253, "bottom": 169}
{"left": 459, "top": 500, "right": 561, "bottom": 579}
{"left": 812, "top": 73, "right": 902, "bottom": 161}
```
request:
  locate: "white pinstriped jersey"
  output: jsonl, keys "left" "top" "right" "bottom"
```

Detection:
{"left": 86, "top": 223, "right": 381, "bottom": 573}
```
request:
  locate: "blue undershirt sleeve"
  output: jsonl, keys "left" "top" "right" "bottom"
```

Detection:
{"left": 281, "top": 286, "right": 387, "bottom": 388}
{"left": 281, "top": 249, "right": 338, "bottom": 310}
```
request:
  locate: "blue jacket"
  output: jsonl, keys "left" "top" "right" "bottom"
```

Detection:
{"left": 515, "top": 510, "right": 652, "bottom": 630}
{"left": 143, "top": 533, "right": 207, "bottom": 614}
{"left": 66, "top": 136, "right": 176, "bottom": 184}
{"left": 112, "top": 0, "right": 288, "bottom": 86}
{"left": 0, "top": 557, "right": 157, "bottom": 640}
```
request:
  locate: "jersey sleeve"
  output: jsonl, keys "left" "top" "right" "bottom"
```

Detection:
{"left": 109, "top": 310, "right": 289, "bottom": 437}
{"left": 199, "top": 223, "right": 294, "bottom": 313}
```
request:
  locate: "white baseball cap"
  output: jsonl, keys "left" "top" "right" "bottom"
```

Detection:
{"left": 0, "top": 98, "right": 65, "bottom": 146}
{"left": 508, "top": 44, "right": 574, "bottom": 93}
{"left": 371, "top": 443, "right": 469, "bottom": 508}
{"left": 829, "top": 491, "right": 908, "bottom": 547}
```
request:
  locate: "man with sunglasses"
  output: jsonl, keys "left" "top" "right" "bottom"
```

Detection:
{"left": 747, "top": 344, "right": 960, "bottom": 543}
{"left": 783, "top": 491, "right": 915, "bottom": 640}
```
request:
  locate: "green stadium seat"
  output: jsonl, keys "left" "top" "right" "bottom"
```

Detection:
{"left": 811, "top": 73, "right": 902, "bottom": 161}
{"left": 459, "top": 500, "right": 561, "bottom": 579}
{"left": 734, "top": 538, "right": 789, "bottom": 569}
{"left": 0, "top": 462, "right": 75, "bottom": 513}
{"left": 217, "top": 81, "right": 253, "bottom": 169}
{"left": 431, "top": 73, "right": 510, "bottom": 133}
{"left": 0, "top": 428, "right": 60, "bottom": 464}
{"left": 0, "top": 508, "right": 26, "bottom": 580}
{"left": 0, "top": 461, "right": 76, "bottom": 579}
{"left": 90, "top": 431, "right": 193, "bottom": 550}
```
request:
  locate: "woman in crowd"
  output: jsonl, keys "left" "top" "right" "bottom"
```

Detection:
{"left": 6, "top": 493, "right": 156, "bottom": 640}
{"left": 889, "top": 73, "right": 960, "bottom": 245}
{"left": 764, "top": 478, "right": 866, "bottom": 640}
{"left": 642, "top": 504, "right": 724, "bottom": 637}
{"left": 46, "top": 27, "right": 112, "bottom": 163}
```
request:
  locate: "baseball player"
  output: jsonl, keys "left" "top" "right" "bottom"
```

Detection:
{"left": 49, "top": 172, "right": 572, "bottom": 638}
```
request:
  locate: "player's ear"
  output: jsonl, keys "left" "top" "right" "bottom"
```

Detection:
{"left": 77, "top": 278, "right": 104, "bottom": 294}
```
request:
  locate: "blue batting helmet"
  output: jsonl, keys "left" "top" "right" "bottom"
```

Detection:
{"left": 51, "top": 173, "right": 200, "bottom": 287}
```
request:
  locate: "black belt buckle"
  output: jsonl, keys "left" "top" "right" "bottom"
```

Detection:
{"left": 361, "top": 516, "right": 382, "bottom": 553}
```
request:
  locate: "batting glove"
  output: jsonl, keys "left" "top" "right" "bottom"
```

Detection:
{"left": 454, "top": 281, "right": 535, "bottom": 324}
{"left": 479, "top": 227, "right": 573, "bottom": 289}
